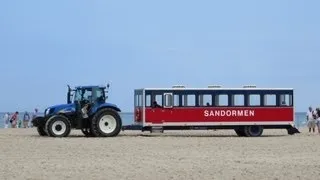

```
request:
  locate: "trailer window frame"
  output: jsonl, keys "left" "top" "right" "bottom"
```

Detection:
{"left": 164, "top": 93, "right": 173, "bottom": 108}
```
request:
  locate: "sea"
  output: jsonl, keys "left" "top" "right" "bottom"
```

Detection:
{"left": 0, "top": 112, "right": 307, "bottom": 129}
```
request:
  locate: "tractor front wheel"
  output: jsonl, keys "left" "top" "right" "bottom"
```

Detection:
{"left": 45, "top": 115, "right": 71, "bottom": 137}
{"left": 37, "top": 126, "right": 47, "bottom": 136}
{"left": 91, "top": 108, "right": 122, "bottom": 137}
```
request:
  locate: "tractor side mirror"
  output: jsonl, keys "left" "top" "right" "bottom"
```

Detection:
{"left": 105, "top": 83, "right": 110, "bottom": 94}
{"left": 67, "top": 91, "right": 71, "bottom": 104}
{"left": 67, "top": 85, "right": 72, "bottom": 104}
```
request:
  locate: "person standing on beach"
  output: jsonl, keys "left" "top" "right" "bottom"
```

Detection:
{"left": 316, "top": 108, "right": 320, "bottom": 134}
{"left": 306, "top": 107, "right": 316, "bottom": 133}
{"left": 23, "top": 111, "right": 30, "bottom": 128}
{"left": 30, "top": 108, "right": 38, "bottom": 128}
{"left": 3, "top": 112, "right": 10, "bottom": 128}
{"left": 10, "top": 112, "right": 19, "bottom": 128}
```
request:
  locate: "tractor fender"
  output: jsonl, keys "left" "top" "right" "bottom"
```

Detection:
{"left": 31, "top": 116, "right": 46, "bottom": 127}
{"left": 95, "top": 104, "right": 121, "bottom": 113}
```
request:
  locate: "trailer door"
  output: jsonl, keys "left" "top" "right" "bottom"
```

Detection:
{"left": 134, "top": 89, "right": 144, "bottom": 125}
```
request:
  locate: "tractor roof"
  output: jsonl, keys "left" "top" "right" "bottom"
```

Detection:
{"left": 74, "top": 85, "right": 106, "bottom": 89}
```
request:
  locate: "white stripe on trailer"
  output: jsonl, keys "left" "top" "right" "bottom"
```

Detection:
{"left": 144, "top": 121, "right": 294, "bottom": 126}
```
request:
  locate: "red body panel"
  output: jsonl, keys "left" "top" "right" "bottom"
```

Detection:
{"left": 145, "top": 107, "right": 293, "bottom": 124}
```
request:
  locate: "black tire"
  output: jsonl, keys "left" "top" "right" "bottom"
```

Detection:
{"left": 37, "top": 126, "right": 47, "bottom": 136}
{"left": 234, "top": 128, "right": 246, "bottom": 137}
{"left": 91, "top": 108, "right": 122, "bottom": 137}
{"left": 244, "top": 125, "right": 263, "bottom": 137}
{"left": 81, "top": 128, "right": 94, "bottom": 137}
{"left": 45, "top": 115, "right": 71, "bottom": 137}
{"left": 32, "top": 116, "right": 45, "bottom": 127}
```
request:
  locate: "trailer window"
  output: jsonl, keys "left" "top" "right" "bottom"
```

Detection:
{"left": 199, "top": 94, "right": 212, "bottom": 106}
{"left": 216, "top": 94, "right": 228, "bottom": 106}
{"left": 264, "top": 94, "right": 276, "bottom": 106}
{"left": 155, "top": 95, "right": 163, "bottom": 106}
{"left": 182, "top": 95, "right": 187, "bottom": 106}
{"left": 164, "top": 93, "right": 173, "bottom": 107}
{"left": 145, "top": 95, "right": 151, "bottom": 107}
{"left": 135, "top": 95, "right": 138, "bottom": 106}
{"left": 279, "top": 94, "right": 292, "bottom": 106}
{"left": 187, "top": 95, "right": 195, "bottom": 106}
{"left": 232, "top": 94, "right": 244, "bottom": 106}
{"left": 249, "top": 94, "right": 260, "bottom": 106}
{"left": 139, "top": 95, "right": 143, "bottom": 106}
{"left": 135, "top": 94, "right": 143, "bottom": 106}
{"left": 182, "top": 94, "right": 195, "bottom": 106}
{"left": 174, "top": 95, "right": 179, "bottom": 106}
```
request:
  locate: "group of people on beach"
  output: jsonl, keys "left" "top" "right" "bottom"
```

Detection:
{"left": 2, "top": 108, "right": 39, "bottom": 128}
{"left": 306, "top": 106, "right": 320, "bottom": 134}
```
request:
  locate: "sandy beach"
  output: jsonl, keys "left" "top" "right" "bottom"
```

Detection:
{"left": 0, "top": 128, "right": 320, "bottom": 180}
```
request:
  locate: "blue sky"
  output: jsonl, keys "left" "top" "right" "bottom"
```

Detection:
{"left": 0, "top": 0, "right": 319, "bottom": 112}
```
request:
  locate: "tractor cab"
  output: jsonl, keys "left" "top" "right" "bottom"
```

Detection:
{"left": 68, "top": 85, "right": 109, "bottom": 104}
{"left": 68, "top": 85, "right": 109, "bottom": 118}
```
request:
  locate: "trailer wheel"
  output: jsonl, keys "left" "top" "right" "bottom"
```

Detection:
{"left": 45, "top": 115, "right": 71, "bottom": 137}
{"left": 244, "top": 125, "right": 263, "bottom": 137}
{"left": 234, "top": 128, "right": 246, "bottom": 137}
{"left": 91, "top": 108, "right": 122, "bottom": 137}
{"left": 37, "top": 126, "right": 47, "bottom": 136}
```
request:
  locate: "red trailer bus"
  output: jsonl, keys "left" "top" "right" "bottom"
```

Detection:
{"left": 123, "top": 85, "right": 300, "bottom": 137}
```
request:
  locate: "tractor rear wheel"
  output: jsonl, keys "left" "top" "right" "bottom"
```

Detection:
{"left": 37, "top": 126, "right": 47, "bottom": 136}
{"left": 91, "top": 108, "right": 122, "bottom": 137}
{"left": 45, "top": 115, "right": 71, "bottom": 137}
{"left": 81, "top": 128, "right": 94, "bottom": 137}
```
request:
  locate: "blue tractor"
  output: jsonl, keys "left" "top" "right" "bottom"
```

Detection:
{"left": 32, "top": 84, "right": 122, "bottom": 137}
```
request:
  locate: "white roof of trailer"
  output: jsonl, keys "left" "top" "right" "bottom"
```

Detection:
{"left": 138, "top": 88, "right": 294, "bottom": 90}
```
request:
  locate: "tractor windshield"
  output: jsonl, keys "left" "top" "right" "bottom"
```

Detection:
{"left": 74, "top": 88, "right": 93, "bottom": 102}
{"left": 73, "top": 87, "right": 105, "bottom": 103}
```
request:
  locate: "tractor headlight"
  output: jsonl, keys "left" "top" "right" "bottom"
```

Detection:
{"left": 45, "top": 108, "right": 50, "bottom": 116}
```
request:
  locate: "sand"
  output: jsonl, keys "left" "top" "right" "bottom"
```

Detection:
{"left": 0, "top": 128, "right": 320, "bottom": 180}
